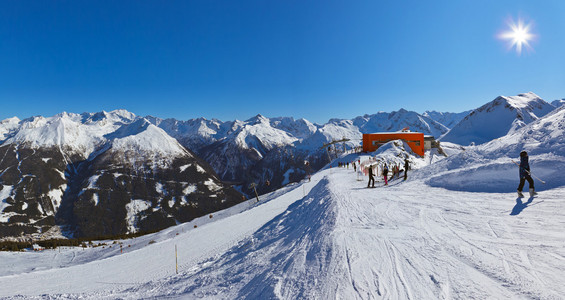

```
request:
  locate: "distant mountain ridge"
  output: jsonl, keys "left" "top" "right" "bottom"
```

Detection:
{"left": 552, "top": 99, "right": 565, "bottom": 107}
{"left": 148, "top": 108, "right": 454, "bottom": 196}
{"left": 440, "top": 92, "right": 555, "bottom": 145}
{"left": 1, "top": 92, "right": 561, "bottom": 241}
{"left": 0, "top": 110, "right": 242, "bottom": 240}
{"left": 423, "top": 110, "right": 472, "bottom": 129}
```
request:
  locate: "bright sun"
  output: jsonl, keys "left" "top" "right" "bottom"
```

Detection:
{"left": 499, "top": 18, "right": 535, "bottom": 55}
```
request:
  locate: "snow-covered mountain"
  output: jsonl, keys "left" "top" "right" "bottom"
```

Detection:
{"left": 0, "top": 117, "right": 20, "bottom": 141}
{"left": 189, "top": 115, "right": 325, "bottom": 196}
{"left": 144, "top": 116, "right": 228, "bottom": 152}
{"left": 353, "top": 108, "right": 450, "bottom": 137}
{"left": 423, "top": 110, "right": 472, "bottom": 129}
{"left": 149, "top": 109, "right": 449, "bottom": 196}
{"left": 552, "top": 99, "right": 565, "bottom": 107}
{"left": 0, "top": 110, "right": 242, "bottom": 240}
{"left": 477, "top": 104, "right": 565, "bottom": 159}
{"left": 440, "top": 92, "right": 555, "bottom": 145}
{"left": 3, "top": 92, "right": 557, "bottom": 240}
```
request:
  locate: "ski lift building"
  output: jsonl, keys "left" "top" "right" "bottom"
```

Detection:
{"left": 362, "top": 131, "right": 425, "bottom": 156}
{"left": 424, "top": 135, "right": 439, "bottom": 150}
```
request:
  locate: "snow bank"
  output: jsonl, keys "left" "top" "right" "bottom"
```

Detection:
{"left": 417, "top": 106, "right": 565, "bottom": 192}
{"left": 173, "top": 178, "right": 337, "bottom": 299}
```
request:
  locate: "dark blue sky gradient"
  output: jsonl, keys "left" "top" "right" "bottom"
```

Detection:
{"left": 1, "top": 1, "right": 564, "bottom": 123}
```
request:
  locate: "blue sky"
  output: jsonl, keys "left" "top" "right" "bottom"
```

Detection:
{"left": 1, "top": 1, "right": 564, "bottom": 124}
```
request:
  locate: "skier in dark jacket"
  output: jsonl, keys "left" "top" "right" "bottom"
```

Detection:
{"left": 517, "top": 151, "right": 536, "bottom": 197}
{"left": 383, "top": 164, "right": 389, "bottom": 185}
{"left": 367, "top": 164, "right": 375, "bottom": 188}
{"left": 404, "top": 158, "right": 409, "bottom": 181}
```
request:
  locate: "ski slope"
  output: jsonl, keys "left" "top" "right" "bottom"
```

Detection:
{"left": 1, "top": 150, "right": 564, "bottom": 299}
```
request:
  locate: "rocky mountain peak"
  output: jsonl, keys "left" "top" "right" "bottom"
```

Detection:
{"left": 441, "top": 93, "right": 554, "bottom": 145}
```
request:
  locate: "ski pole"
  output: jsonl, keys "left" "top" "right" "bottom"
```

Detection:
{"left": 511, "top": 160, "right": 546, "bottom": 184}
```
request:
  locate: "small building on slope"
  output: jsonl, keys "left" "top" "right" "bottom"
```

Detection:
{"left": 362, "top": 131, "right": 425, "bottom": 156}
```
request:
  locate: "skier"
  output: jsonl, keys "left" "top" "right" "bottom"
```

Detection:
{"left": 404, "top": 158, "right": 409, "bottom": 181}
{"left": 367, "top": 164, "right": 375, "bottom": 188}
{"left": 383, "top": 164, "right": 389, "bottom": 185}
{"left": 517, "top": 151, "right": 536, "bottom": 197}
{"left": 353, "top": 161, "right": 357, "bottom": 172}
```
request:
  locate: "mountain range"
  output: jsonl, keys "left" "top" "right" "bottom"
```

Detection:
{"left": 0, "top": 92, "right": 561, "bottom": 241}
{"left": 0, "top": 111, "right": 242, "bottom": 240}
{"left": 2, "top": 91, "right": 564, "bottom": 298}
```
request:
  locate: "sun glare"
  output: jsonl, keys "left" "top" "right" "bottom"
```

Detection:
{"left": 499, "top": 18, "right": 535, "bottom": 55}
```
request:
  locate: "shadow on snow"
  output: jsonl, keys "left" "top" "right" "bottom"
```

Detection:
{"left": 510, "top": 197, "right": 545, "bottom": 216}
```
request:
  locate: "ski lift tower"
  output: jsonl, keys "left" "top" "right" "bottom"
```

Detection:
{"left": 248, "top": 182, "right": 260, "bottom": 202}
{"left": 320, "top": 138, "right": 350, "bottom": 161}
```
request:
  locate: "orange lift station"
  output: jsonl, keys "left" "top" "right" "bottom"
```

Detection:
{"left": 362, "top": 131, "right": 425, "bottom": 156}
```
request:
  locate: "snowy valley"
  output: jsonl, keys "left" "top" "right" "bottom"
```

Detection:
{"left": 0, "top": 92, "right": 564, "bottom": 299}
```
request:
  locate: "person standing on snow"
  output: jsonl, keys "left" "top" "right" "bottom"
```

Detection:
{"left": 404, "top": 158, "right": 409, "bottom": 181}
{"left": 367, "top": 164, "right": 375, "bottom": 188}
{"left": 517, "top": 151, "right": 536, "bottom": 197}
{"left": 383, "top": 164, "right": 389, "bottom": 185}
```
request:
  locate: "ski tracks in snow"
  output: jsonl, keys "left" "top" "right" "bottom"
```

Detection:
{"left": 330, "top": 168, "right": 565, "bottom": 299}
{"left": 140, "top": 168, "right": 565, "bottom": 299}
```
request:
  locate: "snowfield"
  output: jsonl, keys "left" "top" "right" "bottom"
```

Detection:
{"left": 0, "top": 149, "right": 564, "bottom": 299}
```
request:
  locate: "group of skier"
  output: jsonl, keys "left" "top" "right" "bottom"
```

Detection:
{"left": 366, "top": 158, "right": 410, "bottom": 188}
{"left": 338, "top": 150, "right": 539, "bottom": 196}
{"left": 337, "top": 160, "right": 361, "bottom": 172}
{"left": 363, "top": 150, "right": 538, "bottom": 197}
